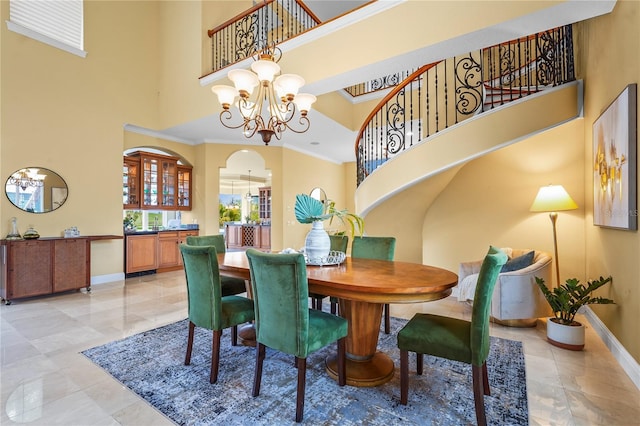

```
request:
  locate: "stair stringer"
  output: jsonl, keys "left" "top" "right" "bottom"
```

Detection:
{"left": 355, "top": 80, "right": 581, "bottom": 263}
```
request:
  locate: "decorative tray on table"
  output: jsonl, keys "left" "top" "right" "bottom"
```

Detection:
{"left": 304, "top": 250, "right": 346, "bottom": 266}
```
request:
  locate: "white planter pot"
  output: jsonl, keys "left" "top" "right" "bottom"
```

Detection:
{"left": 304, "top": 221, "right": 330, "bottom": 263}
{"left": 546, "top": 318, "right": 585, "bottom": 351}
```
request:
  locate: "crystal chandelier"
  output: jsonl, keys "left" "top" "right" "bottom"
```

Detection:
{"left": 211, "top": 44, "right": 317, "bottom": 146}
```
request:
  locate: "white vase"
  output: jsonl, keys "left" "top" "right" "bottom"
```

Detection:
{"left": 304, "top": 221, "right": 330, "bottom": 263}
{"left": 546, "top": 318, "right": 585, "bottom": 351}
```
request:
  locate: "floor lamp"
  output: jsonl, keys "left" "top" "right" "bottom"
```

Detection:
{"left": 530, "top": 185, "right": 578, "bottom": 287}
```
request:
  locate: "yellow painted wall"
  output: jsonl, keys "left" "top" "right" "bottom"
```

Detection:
{"left": 1, "top": 0, "right": 162, "bottom": 276}
{"left": 0, "top": 0, "right": 347, "bottom": 281}
{"left": 424, "top": 120, "right": 585, "bottom": 277}
{"left": 577, "top": 0, "right": 640, "bottom": 363}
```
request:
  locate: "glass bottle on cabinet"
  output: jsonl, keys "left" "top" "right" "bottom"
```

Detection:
{"left": 123, "top": 157, "right": 140, "bottom": 209}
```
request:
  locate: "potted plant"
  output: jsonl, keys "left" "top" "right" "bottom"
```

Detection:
{"left": 535, "top": 276, "right": 614, "bottom": 350}
{"left": 123, "top": 211, "right": 141, "bottom": 231}
{"left": 294, "top": 193, "right": 364, "bottom": 261}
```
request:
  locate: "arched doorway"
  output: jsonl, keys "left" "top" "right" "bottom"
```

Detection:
{"left": 219, "top": 150, "right": 271, "bottom": 248}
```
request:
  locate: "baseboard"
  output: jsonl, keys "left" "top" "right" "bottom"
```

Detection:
{"left": 583, "top": 306, "right": 640, "bottom": 390}
{"left": 91, "top": 273, "right": 125, "bottom": 286}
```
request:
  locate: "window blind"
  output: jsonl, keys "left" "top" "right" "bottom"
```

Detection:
{"left": 9, "top": 0, "right": 84, "bottom": 52}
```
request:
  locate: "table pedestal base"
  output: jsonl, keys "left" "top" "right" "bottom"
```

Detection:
{"left": 238, "top": 323, "right": 256, "bottom": 347}
{"left": 325, "top": 352, "right": 394, "bottom": 387}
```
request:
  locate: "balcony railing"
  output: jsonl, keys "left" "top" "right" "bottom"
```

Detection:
{"left": 356, "top": 25, "right": 575, "bottom": 186}
{"left": 207, "top": 0, "right": 320, "bottom": 73}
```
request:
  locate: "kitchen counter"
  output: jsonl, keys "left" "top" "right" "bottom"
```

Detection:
{"left": 124, "top": 226, "right": 199, "bottom": 236}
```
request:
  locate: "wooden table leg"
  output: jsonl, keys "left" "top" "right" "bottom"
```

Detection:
{"left": 325, "top": 299, "right": 394, "bottom": 387}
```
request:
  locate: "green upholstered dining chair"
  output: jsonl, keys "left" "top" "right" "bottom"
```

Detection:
{"left": 185, "top": 234, "right": 247, "bottom": 297}
{"left": 310, "top": 234, "right": 349, "bottom": 313}
{"left": 397, "top": 246, "right": 507, "bottom": 426}
{"left": 179, "top": 244, "right": 255, "bottom": 383}
{"left": 245, "top": 248, "right": 347, "bottom": 423}
{"left": 351, "top": 235, "right": 396, "bottom": 334}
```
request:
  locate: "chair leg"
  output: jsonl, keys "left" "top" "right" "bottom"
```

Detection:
{"left": 185, "top": 321, "right": 195, "bottom": 365}
{"left": 315, "top": 297, "right": 323, "bottom": 311}
{"left": 337, "top": 338, "right": 346, "bottom": 386}
{"left": 384, "top": 303, "right": 390, "bottom": 334}
{"left": 210, "top": 329, "right": 222, "bottom": 383}
{"left": 472, "top": 364, "right": 487, "bottom": 426}
{"left": 231, "top": 325, "right": 238, "bottom": 346}
{"left": 416, "top": 353, "right": 423, "bottom": 375}
{"left": 295, "top": 357, "right": 307, "bottom": 423}
{"left": 330, "top": 299, "right": 337, "bottom": 315}
{"left": 400, "top": 349, "right": 409, "bottom": 405}
{"left": 252, "top": 343, "right": 266, "bottom": 397}
{"left": 482, "top": 362, "right": 490, "bottom": 396}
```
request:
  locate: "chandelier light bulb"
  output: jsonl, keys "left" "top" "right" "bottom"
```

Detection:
{"left": 212, "top": 85, "right": 238, "bottom": 109}
{"left": 293, "top": 93, "right": 317, "bottom": 115}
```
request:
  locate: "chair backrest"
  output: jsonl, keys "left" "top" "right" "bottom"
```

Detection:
{"left": 470, "top": 245, "right": 508, "bottom": 366}
{"left": 186, "top": 234, "right": 226, "bottom": 254}
{"left": 351, "top": 236, "right": 396, "bottom": 260}
{"left": 245, "top": 248, "right": 310, "bottom": 358}
{"left": 179, "top": 244, "right": 223, "bottom": 330}
{"left": 329, "top": 234, "right": 349, "bottom": 253}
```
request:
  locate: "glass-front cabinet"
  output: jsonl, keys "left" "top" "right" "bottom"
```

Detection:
{"left": 160, "top": 158, "right": 176, "bottom": 208}
{"left": 123, "top": 158, "right": 139, "bottom": 209}
{"left": 177, "top": 165, "right": 192, "bottom": 210}
{"left": 141, "top": 154, "right": 161, "bottom": 209}
{"left": 123, "top": 151, "right": 192, "bottom": 211}
{"left": 259, "top": 186, "right": 271, "bottom": 221}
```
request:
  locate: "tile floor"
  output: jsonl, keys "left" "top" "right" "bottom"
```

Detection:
{"left": 1, "top": 270, "right": 639, "bottom": 425}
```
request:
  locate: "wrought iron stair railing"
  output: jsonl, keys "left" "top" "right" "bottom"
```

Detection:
{"left": 356, "top": 25, "right": 575, "bottom": 186}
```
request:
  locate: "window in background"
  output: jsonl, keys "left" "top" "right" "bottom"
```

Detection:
{"left": 8, "top": 0, "right": 86, "bottom": 57}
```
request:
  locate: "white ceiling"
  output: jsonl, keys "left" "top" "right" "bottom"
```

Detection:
{"left": 126, "top": 0, "right": 616, "bottom": 168}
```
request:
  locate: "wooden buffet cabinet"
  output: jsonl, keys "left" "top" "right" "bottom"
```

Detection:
{"left": 125, "top": 229, "right": 199, "bottom": 276}
{"left": 0, "top": 235, "right": 121, "bottom": 305}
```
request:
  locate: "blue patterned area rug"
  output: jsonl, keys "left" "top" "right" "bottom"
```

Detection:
{"left": 82, "top": 317, "right": 528, "bottom": 425}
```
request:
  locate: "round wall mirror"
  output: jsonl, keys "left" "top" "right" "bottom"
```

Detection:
{"left": 5, "top": 167, "right": 68, "bottom": 213}
{"left": 309, "top": 187, "right": 327, "bottom": 205}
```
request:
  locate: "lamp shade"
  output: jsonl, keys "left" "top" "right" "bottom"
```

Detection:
{"left": 293, "top": 93, "right": 317, "bottom": 113}
{"left": 274, "top": 74, "right": 305, "bottom": 99}
{"left": 530, "top": 185, "right": 578, "bottom": 212}
{"left": 251, "top": 58, "right": 280, "bottom": 82}
{"left": 228, "top": 69, "right": 259, "bottom": 95}
{"left": 211, "top": 85, "right": 238, "bottom": 107}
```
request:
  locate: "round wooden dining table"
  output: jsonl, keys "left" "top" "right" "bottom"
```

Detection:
{"left": 219, "top": 251, "right": 458, "bottom": 387}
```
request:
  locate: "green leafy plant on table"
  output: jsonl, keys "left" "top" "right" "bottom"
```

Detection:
{"left": 294, "top": 193, "right": 364, "bottom": 238}
{"left": 535, "top": 276, "right": 615, "bottom": 325}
